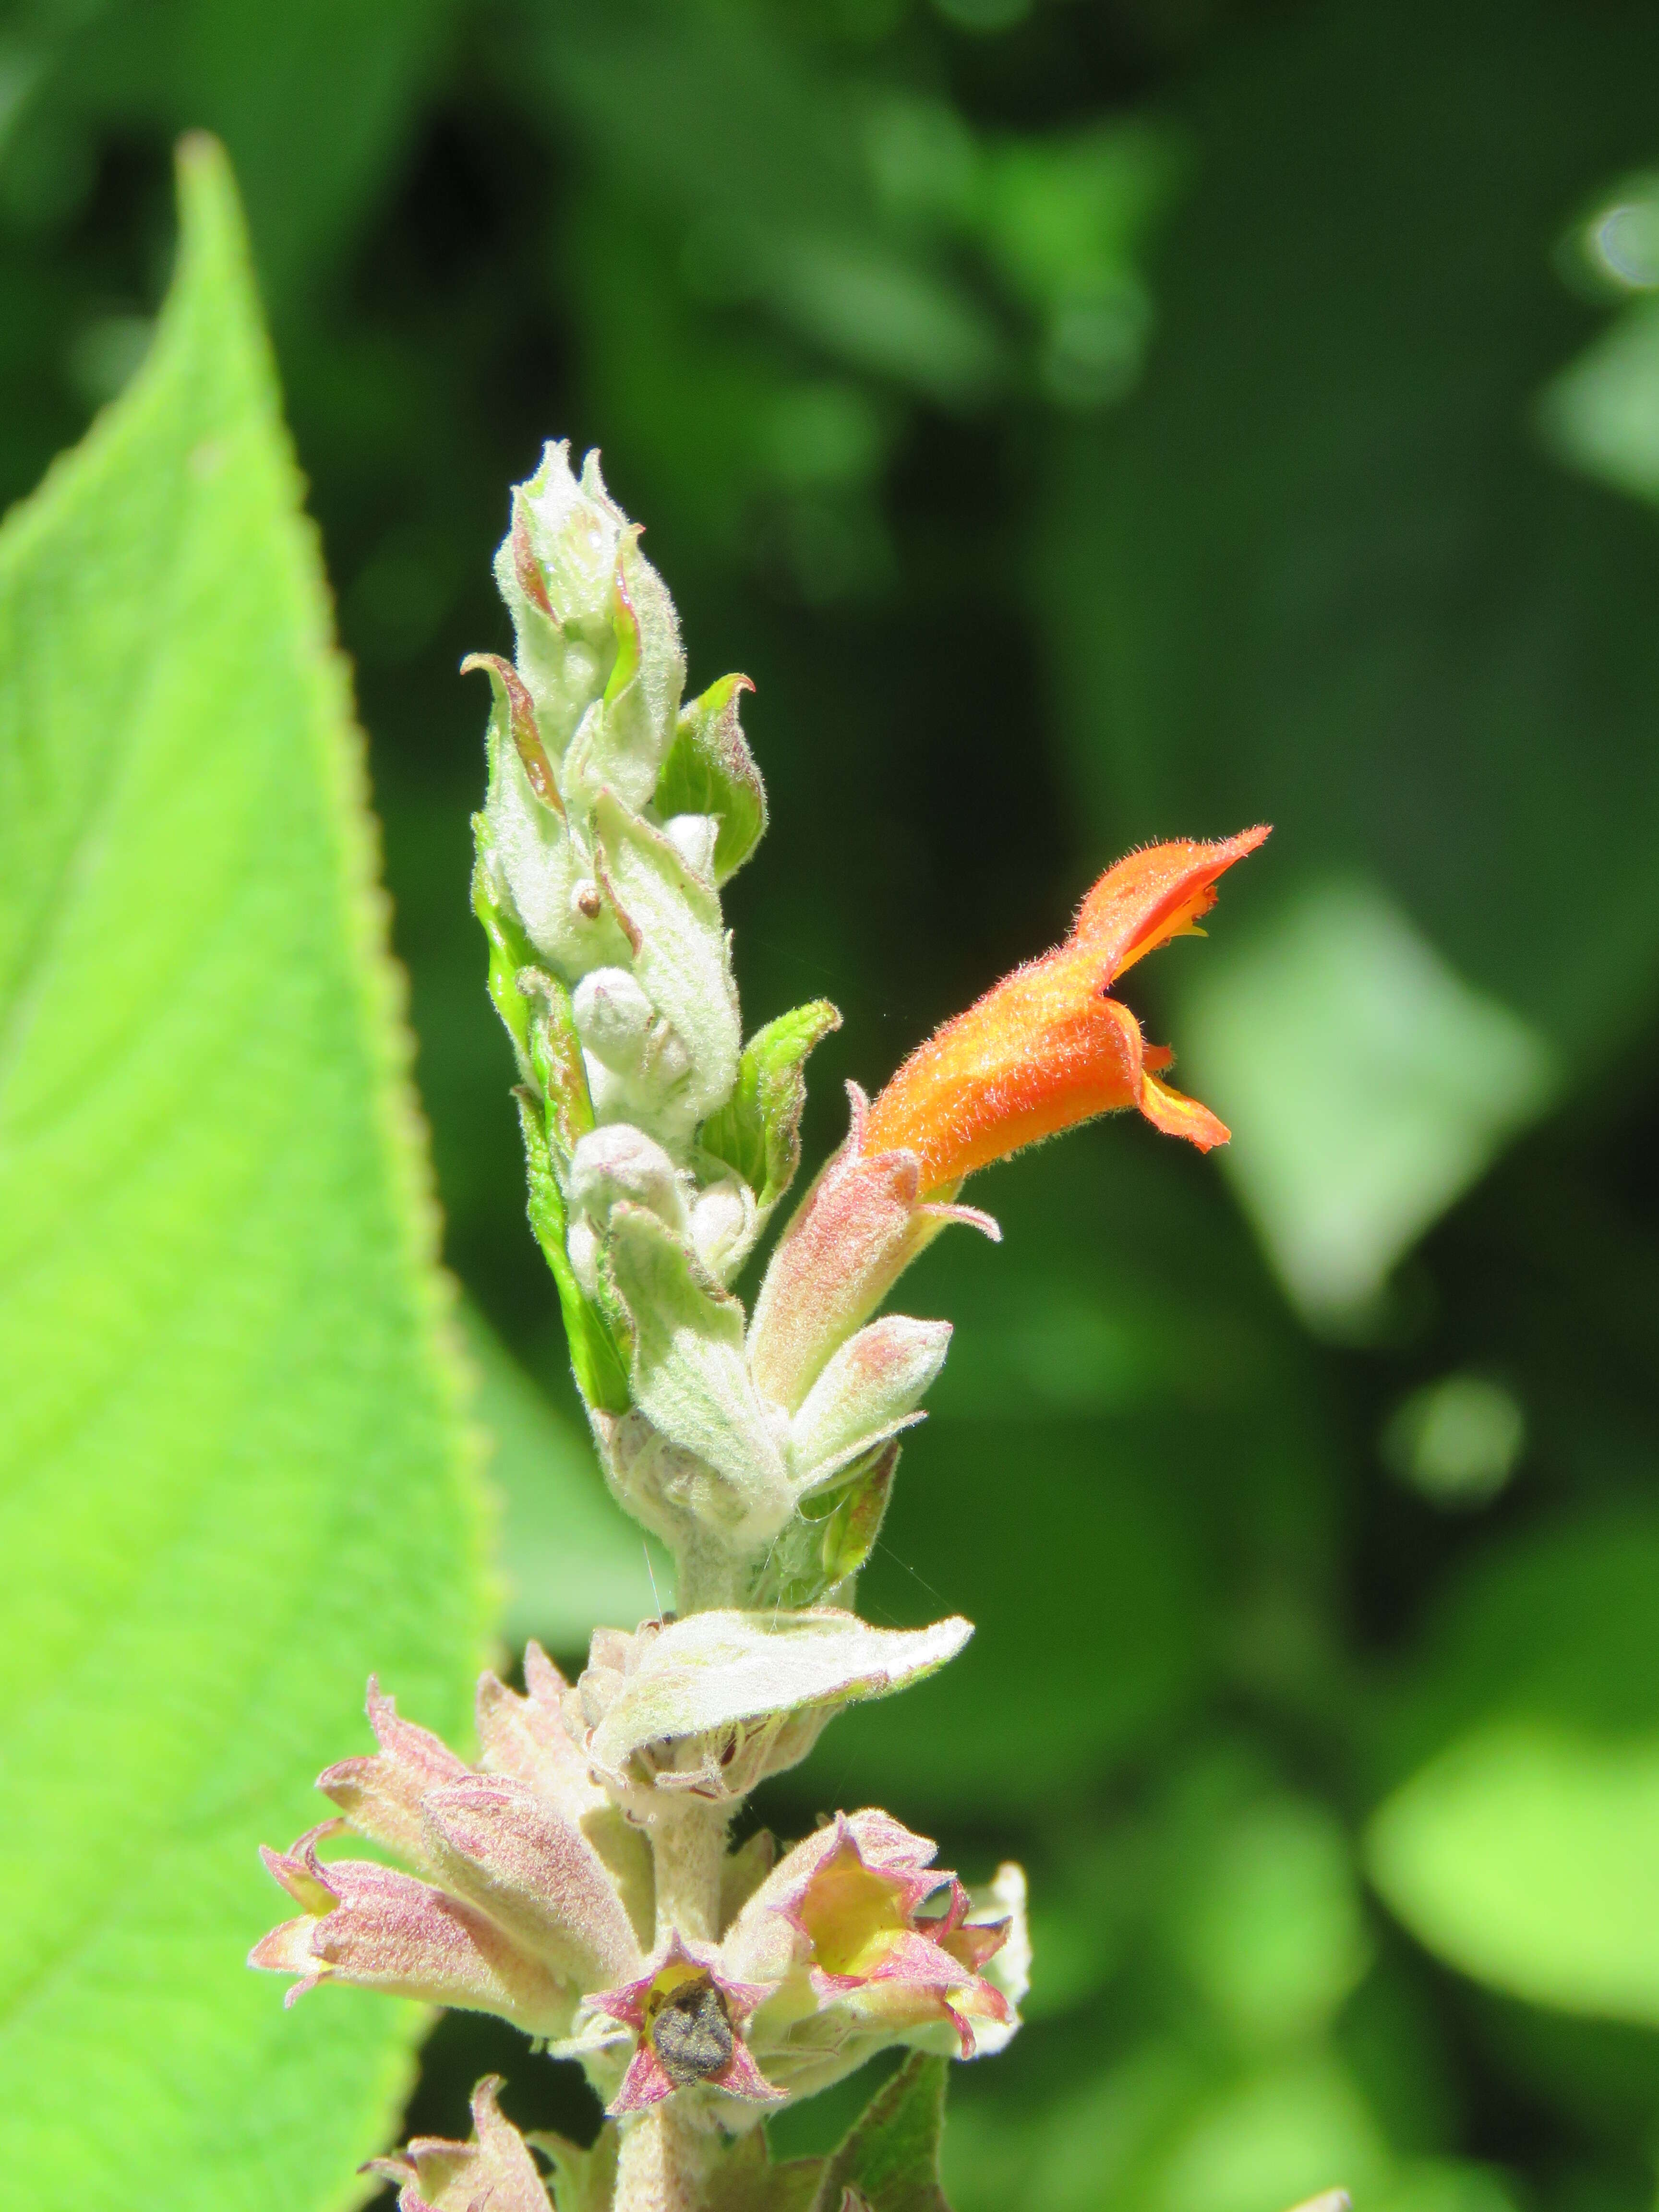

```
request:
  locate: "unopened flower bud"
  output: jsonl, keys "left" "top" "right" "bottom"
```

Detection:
{"left": 497, "top": 445, "right": 684, "bottom": 796}
{"left": 591, "top": 1409, "right": 726, "bottom": 1551}
{"left": 570, "top": 1123, "right": 690, "bottom": 1235}
{"left": 788, "top": 1316, "right": 952, "bottom": 1492}
{"left": 748, "top": 1087, "right": 996, "bottom": 1415}
{"left": 690, "top": 1176, "right": 758, "bottom": 1282}
{"left": 572, "top": 964, "right": 694, "bottom": 1140}
{"left": 661, "top": 812, "right": 719, "bottom": 881}
{"left": 573, "top": 964, "right": 656, "bottom": 1060}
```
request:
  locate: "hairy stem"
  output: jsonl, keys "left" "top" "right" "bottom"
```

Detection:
{"left": 650, "top": 1799, "right": 730, "bottom": 1945}
{"left": 611, "top": 1804, "right": 733, "bottom": 2212}
{"left": 674, "top": 1531, "right": 755, "bottom": 1616}
{"left": 614, "top": 2099, "right": 716, "bottom": 2212}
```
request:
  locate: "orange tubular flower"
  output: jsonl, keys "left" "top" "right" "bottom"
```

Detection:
{"left": 862, "top": 827, "right": 1270, "bottom": 1189}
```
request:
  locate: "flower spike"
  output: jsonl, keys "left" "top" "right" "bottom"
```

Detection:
{"left": 253, "top": 444, "right": 1073, "bottom": 2212}
{"left": 862, "top": 826, "right": 1269, "bottom": 1188}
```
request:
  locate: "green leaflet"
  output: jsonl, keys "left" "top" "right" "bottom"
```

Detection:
{"left": 517, "top": 1093, "right": 632, "bottom": 1414}
{"left": 812, "top": 2054, "right": 952, "bottom": 2212}
{"left": 0, "top": 138, "right": 487, "bottom": 2211}
{"left": 534, "top": 2120, "right": 621, "bottom": 2212}
{"left": 758, "top": 1437, "right": 901, "bottom": 1610}
{"left": 471, "top": 821, "right": 538, "bottom": 1080}
{"left": 700, "top": 998, "right": 842, "bottom": 1219}
{"left": 656, "top": 672, "right": 769, "bottom": 884}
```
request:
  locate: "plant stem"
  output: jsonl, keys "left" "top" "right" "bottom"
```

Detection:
{"left": 674, "top": 1531, "right": 752, "bottom": 1615}
{"left": 612, "top": 1801, "right": 731, "bottom": 2212}
{"left": 614, "top": 2099, "right": 714, "bottom": 2212}
{"left": 649, "top": 1798, "right": 729, "bottom": 1945}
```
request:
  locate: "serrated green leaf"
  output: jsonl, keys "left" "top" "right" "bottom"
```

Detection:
{"left": 811, "top": 2053, "right": 952, "bottom": 2212}
{"left": 0, "top": 137, "right": 486, "bottom": 2211}
{"left": 700, "top": 998, "right": 841, "bottom": 1218}
{"left": 656, "top": 672, "right": 769, "bottom": 884}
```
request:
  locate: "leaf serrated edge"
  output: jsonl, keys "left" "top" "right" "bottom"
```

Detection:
{"left": 170, "top": 136, "right": 496, "bottom": 2200}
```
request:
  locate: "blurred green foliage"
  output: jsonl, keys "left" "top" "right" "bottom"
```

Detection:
{"left": 6, "top": 0, "right": 1659, "bottom": 2208}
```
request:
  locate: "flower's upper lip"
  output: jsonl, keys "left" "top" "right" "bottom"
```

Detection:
{"left": 1076, "top": 824, "right": 1272, "bottom": 983}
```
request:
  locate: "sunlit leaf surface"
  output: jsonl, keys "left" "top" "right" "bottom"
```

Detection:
{"left": 0, "top": 140, "right": 486, "bottom": 2211}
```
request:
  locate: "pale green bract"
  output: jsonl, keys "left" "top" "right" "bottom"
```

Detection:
{"left": 584, "top": 1606, "right": 974, "bottom": 1777}
{"left": 0, "top": 139, "right": 487, "bottom": 2211}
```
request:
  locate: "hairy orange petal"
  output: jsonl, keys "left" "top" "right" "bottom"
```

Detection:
{"left": 862, "top": 826, "right": 1267, "bottom": 1184}
{"left": 862, "top": 951, "right": 1145, "bottom": 1187}
{"left": 1075, "top": 824, "right": 1271, "bottom": 981}
{"left": 1137, "top": 1071, "right": 1230, "bottom": 1152}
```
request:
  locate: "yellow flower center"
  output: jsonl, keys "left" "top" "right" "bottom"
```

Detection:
{"left": 797, "top": 1849, "right": 911, "bottom": 1978}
